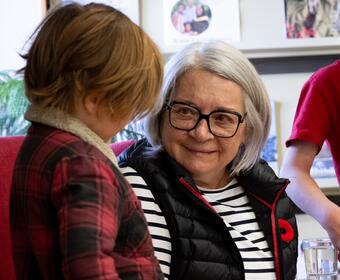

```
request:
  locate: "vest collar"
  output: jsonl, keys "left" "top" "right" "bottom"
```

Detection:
{"left": 237, "top": 160, "right": 289, "bottom": 205}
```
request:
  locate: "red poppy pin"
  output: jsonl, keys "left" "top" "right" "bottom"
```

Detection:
{"left": 278, "top": 219, "right": 294, "bottom": 244}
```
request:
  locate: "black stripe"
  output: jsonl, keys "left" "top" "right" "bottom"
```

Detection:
{"left": 158, "top": 259, "right": 170, "bottom": 267}
{"left": 131, "top": 184, "right": 150, "bottom": 190}
{"left": 218, "top": 208, "right": 253, "bottom": 216}
{"left": 138, "top": 196, "right": 156, "bottom": 202}
{"left": 241, "top": 246, "right": 270, "bottom": 252}
{"left": 252, "top": 237, "right": 267, "bottom": 244}
{"left": 245, "top": 268, "right": 276, "bottom": 273}
{"left": 154, "top": 247, "right": 171, "bottom": 255}
{"left": 210, "top": 200, "right": 250, "bottom": 207}
{"left": 233, "top": 236, "right": 247, "bottom": 242}
{"left": 243, "top": 257, "right": 274, "bottom": 262}
{"left": 151, "top": 234, "right": 171, "bottom": 242}
{"left": 231, "top": 202, "right": 252, "bottom": 208}
{"left": 213, "top": 192, "right": 247, "bottom": 204}
{"left": 230, "top": 218, "right": 257, "bottom": 227}
{"left": 148, "top": 222, "right": 169, "bottom": 229}
{"left": 238, "top": 247, "right": 261, "bottom": 252}
{"left": 121, "top": 171, "right": 137, "bottom": 176}
{"left": 240, "top": 229, "right": 262, "bottom": 235}
{"left": 143, "top": 209, "right": 164, "bottom": 216}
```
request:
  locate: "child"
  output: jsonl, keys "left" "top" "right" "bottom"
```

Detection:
{"left": 10, "top": 3, "right": 163, "bottom": 279}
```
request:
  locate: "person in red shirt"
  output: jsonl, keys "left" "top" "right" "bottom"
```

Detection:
{"left": 10, "top": 3, "right": 164, "bottom": 279}
{"left": 281, "top": 60, "right": 340, "bottom": 255}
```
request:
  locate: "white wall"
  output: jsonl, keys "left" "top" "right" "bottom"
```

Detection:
{"left": 0, "top": 0, "right": 43, "bottom": 71}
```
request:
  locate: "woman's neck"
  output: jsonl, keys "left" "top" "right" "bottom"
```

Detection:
{"left": 193, "top": 170, "right": 230, "bottom": 189}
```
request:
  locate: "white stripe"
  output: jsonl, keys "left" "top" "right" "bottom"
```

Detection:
{"left": 122, "top": 175, "right": 147, "bottom": 185}
{"left": 154, "top": 251, "right": 172, "bottom": 261}
{"left": 120, "top": 166, "right": 138, "bottom": 174}
{"left": 148, "top": 226, "right": 171, "bottom": 239}
{"left": 133, "top": 188, "right": 156, "bottom": 199}
{"left": 240, "top": 250, "right": 273, "bottom": 258}
{"left": 144, "top": 213, "right": 168, "bottom": 224}
{"left": 245, "top": 272, "right": 276, "bottom": 280}
{"left": 216, "top": 211, "right": 255, "bottom": 223}
{"left": 138, "top": 199, "right": 159, "bottom": 208}
{"left": 253, "top": 240, "right": 271, "bottom": 250}
{"left": 150, "top": 239, "right": 171, "bottom": 250}
{"left": 235, "top": 240, "right": 266, "bottom": 249}
{"left": 159, "top": 264, "right": 170, "bottom": 278}
{"left": 244, "top": 262, "right": 274, "bottom": 269}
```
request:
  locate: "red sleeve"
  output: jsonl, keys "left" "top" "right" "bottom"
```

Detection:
{"left": 51, "top": 155, "right": 121, "bottom": 279}
{"left": 286, "top": 75, "right": 331, "bottom": 152}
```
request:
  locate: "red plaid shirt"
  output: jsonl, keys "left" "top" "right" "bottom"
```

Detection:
{"left": 10, "top": 123, "right": 162, "bottom": 279}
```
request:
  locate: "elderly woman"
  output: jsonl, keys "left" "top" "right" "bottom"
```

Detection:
{"left": 119, "top": 41, "right": 298, "bottom": 280}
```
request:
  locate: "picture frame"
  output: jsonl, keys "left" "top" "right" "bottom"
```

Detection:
{"left": 284, "top": 0, "right": 340, "bottom": 40}
{"left": 163, "top": 0, "right": 240, "bottom": 51}
{"left": 57, "top": 0, "right": 140, "bottom": 25}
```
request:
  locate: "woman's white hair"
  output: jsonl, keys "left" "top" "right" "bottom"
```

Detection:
{"left": 143, "top": 40, "right": 271, "bottom": 175}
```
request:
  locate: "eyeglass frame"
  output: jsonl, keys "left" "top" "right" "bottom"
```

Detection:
{"left": 165, "top": 101, "right": 247, "bottom": 138}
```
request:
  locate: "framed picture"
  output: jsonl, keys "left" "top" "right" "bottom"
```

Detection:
{"left": 237, "top": 0, "right": 340, "bottom": 57}
{"left": 285, "top": 0, "right": 340, "bottom": 39}
{"left": 57, "top": 0, "right": 140, "bottom": 25}
{"left": 163, "top": 0, "right": 240, "bottom": 49}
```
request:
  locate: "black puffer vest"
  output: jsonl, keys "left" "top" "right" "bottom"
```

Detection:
{"left": 119, "top": 139, "right": 298, "bottom": 280}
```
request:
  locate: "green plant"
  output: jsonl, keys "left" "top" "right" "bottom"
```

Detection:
{"left": 0, "top": 70, "right": 30, "bottom": 136}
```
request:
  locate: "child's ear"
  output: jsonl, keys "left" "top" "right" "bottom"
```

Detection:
{"left": 83, "top": 92, "right": 101, "bottom": 115}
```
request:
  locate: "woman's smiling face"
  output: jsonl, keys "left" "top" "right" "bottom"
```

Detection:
{"left": 161, "top": 69, "right": 247, "bottom": 188}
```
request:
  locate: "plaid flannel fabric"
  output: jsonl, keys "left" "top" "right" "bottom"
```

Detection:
{"left": 10, "top": 123, "right": 162, "bottom": 279}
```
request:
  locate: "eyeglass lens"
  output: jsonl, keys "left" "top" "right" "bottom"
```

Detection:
{"left": 169, "top": 102, "right": 242, "bottom": 138}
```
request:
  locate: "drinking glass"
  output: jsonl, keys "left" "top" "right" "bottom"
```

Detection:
{"left": 301, "top": 238, "right": 338, "bottom": 279}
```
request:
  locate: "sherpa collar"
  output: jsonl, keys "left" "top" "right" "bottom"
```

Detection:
{"left": 25, "top": 105, "right": 118, "bottom": 167}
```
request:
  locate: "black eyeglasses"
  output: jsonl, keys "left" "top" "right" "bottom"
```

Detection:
{"left": 166, "top": 101, "right": 246, "bottom": 138}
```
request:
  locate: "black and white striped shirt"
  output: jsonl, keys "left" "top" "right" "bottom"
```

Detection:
{"left": 121, "top": 166, "right": 276, "bottom": 280}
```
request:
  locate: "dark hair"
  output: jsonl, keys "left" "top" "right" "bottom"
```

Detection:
{"left": 21, "top": 3, "right": 163, "bottom": 120}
